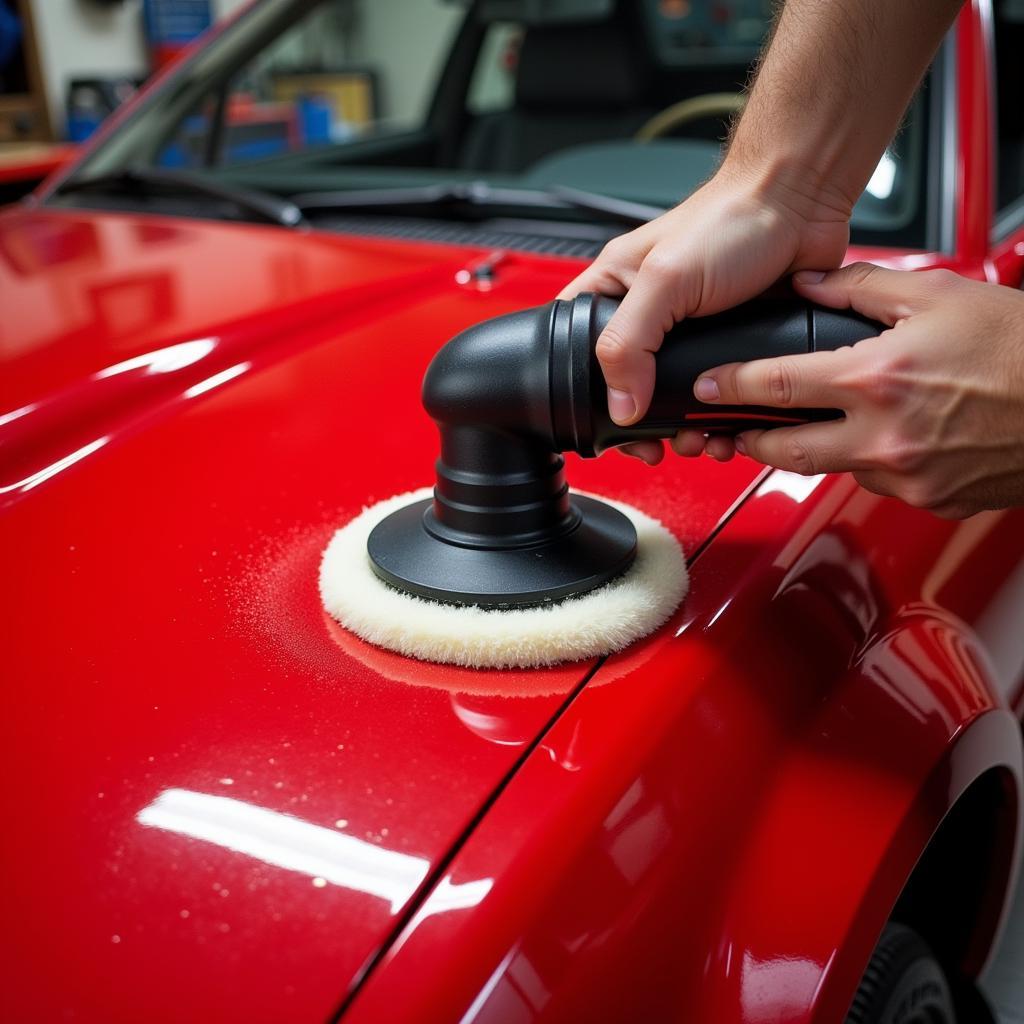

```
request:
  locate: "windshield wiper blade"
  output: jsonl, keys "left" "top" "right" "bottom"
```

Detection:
{"left": 57, "top": 168, "right": 305, "bottom": 228}
{"left": 292, "top": 181, "right": 665, "bottom": 227}
{"left": 544, "top": 185, "right": 667, "bottom": 226}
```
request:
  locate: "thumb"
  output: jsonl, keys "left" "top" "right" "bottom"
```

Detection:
{"left": 594, "top": 272, "right": 676, "bottom": 424}
{"left": 793, "top": 262, "right": 928, "bottom": 326}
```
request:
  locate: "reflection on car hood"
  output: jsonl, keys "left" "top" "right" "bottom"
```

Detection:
{"left": 0, "top": 206, "right": 764, "bottom": 1022}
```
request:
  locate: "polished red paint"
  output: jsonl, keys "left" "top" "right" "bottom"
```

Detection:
{"left": 347, "top": 472, "right": 1024, "bottom": 1023}
{"left": 958, "top": 2, "right": 996, "bottom": 268}
{"left": 0, "top": 207, "right": 766, "bottom": 1021}
{"left": 2, "top": 3, "right": 1023, "bottom": 1023}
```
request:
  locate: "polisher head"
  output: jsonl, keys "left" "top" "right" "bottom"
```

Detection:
{"left": 320, "top": 489, "right": 687, "bottom": 669}
{"left": 367, "top": 492, "right": 637, "bottom": 609}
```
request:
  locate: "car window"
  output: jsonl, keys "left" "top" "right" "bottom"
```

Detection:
{"left": 993, "top": 0, "right": 1024, "bottom": 229}
{"left": 154, "top": 1, "right": 463, "bottom": 170}
{"left": 56, "top": 0, "right": 935, "bottom": 252}
{"left": 467, "top": 22, "right": 520, "bottom": 115}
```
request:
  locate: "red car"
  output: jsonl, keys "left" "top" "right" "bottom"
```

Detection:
{"left": 3, "top": 1, "right": 1023, "bottom": 1021}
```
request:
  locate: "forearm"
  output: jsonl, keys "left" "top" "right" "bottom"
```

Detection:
{"left": 727, "top": 0, "right": 964, "bottom": 218}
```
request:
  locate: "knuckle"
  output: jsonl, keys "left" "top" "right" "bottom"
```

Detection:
{"left": 767, "top": 362, "right": 798, "bottom": 406}
{"left": 873, "top": 432, "right": 924, "bottom": 473}
{"left": 922, "top": 267, "right": 960, "bottom": 291}
{"left": 639, "top": 250, "right": 679, "bottom": 284}
{"left": 598, "top": 237, "right": 629, "bottom": 265}
{"left": 595, "top": 325, "right": 631, "bottom": 367}
{"left": 716, "top": 364, "right": 744, "bottom": 403}
{"left": 852, "top": 355, "right": 912, "bottom": 406}
{"left": 846, "top": 261, "right": 880, "bottom": 287}
{"left": 784, "top": 438, "right": 818, "bottom": 476}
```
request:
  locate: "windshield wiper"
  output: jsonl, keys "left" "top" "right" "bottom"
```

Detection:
{"left": 57, "top": 167, "right": 305, "bottom": 228}
{"left": 544, "top": 185, "right": 668, "bottom": 225}
{"left": 292, "top": 181, "right": 665, "bottom": 227}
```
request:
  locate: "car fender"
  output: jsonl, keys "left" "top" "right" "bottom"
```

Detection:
{"left": 341, "top": 474, "right": 1024, "bottom": 1024}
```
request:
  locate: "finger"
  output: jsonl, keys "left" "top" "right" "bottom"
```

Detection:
{"left": 556, "top": 232, "right": 650, "bottom": 300}
{"left": 595, "top": 269, "right": 678, "bottom": 424}
{"left": 617, "top": 440, "right": 664, "bottom": 465}
{"left": 792, "top": 262, "right": 946, "bottom": 325}
{"left": 557, "top": 263, "right": 632, "bottom": 301}
{"left": 735, "top": 421, "right": 856, "bottom": 476}
{"left": 705, "top": 436, "right": 736, "bottom": 461}
{"left": 670, "top": 430, "right": 707, "bottom": 458}
{"left": 696, "top": 349, "right": 853, "bottom": 411}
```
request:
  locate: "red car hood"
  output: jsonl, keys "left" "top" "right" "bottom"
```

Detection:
{"left": 1, "top": 208, "right": 762, "bottom": 1022}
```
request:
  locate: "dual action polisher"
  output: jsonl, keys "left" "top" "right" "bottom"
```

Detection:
{"left": 321, "top": 293, "right": 881, "bottom": 668}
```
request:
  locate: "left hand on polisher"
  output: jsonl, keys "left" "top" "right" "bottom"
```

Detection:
{"left": 690, "top": 263, "right": 1024, "bottom": 519}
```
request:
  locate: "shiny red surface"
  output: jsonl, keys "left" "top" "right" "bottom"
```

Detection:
{"left": 348, "top": 473, "right": 1024, "bottom": 1023}
{"left": 0, "top": 208, "right": 764, "bottom": 1021}
{"left": 959, "top": 0, "right": 995, "bottom": 268}
{"left": 2, "top": 3, "right": 1023, "bottom": 1021}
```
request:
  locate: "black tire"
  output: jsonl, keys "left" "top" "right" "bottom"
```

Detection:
{"left": 845, "top": 922, "right": 956, "bottom": 1024}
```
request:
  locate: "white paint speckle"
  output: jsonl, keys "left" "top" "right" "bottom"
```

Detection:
{"left": 219, "top": 778, "right": 234, "bottom": 786}
{"left": 111, "top": 935, "right": 121, "bottom": 944}
{"left": 334, "top": 819, "right": 348, "bottom": 829}
{"left": 180, "top": 910, "right": 190, "bottom": 919}
{"left": 312, "top": 877, "right": 327, "bottom": 888}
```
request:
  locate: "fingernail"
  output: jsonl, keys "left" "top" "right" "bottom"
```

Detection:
{"left": 608, "top": 388, "right": 636, "bottom": 424}
{"left": 794, "top": 270, "right": 825, "bottom": 285}
{"left": 735, "top": 436, "right": 746, "bottom": 455}
{"left": 695, "top": 377, "right": 720, "bottom": 402}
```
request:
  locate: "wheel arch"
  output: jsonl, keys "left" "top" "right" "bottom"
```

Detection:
{"left": 805, "top": 706, "right": 1024, "bottom": 1024}
{"left": 891, "top": 761, "right": 1020, "bottom": 979}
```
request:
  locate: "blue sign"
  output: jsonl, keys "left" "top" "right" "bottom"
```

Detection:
{"left": 143, "top": 0, "right": 213, "bottom": 47}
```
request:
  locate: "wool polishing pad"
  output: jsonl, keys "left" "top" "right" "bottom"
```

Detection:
{"left": 319, "top": 488, "right": 688, "bottom": 670}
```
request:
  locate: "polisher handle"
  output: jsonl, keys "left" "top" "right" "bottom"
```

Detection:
{"left": 575, "top": 294, "right": 884, "bottom": 455}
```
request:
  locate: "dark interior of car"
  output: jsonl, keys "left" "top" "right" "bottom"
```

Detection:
{"left": 52, "top": 0, "right": 934, "bottom": 253}
{"left": 994, "top": 0, "right": 1024, "bottom": 214}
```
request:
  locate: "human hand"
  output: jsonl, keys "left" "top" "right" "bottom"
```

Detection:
{"left": 691, "top": 263, "right": 1024, "bottom": 518}
{"left": 557, "top": 162, "right": 852, "bottom": 464}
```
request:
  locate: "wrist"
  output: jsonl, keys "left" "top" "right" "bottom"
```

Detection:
{"left": 720, "top": 148, "right": 856, "bottom": 229}
{"left": 712, "top": 151, "right": 853, "bottom": 271}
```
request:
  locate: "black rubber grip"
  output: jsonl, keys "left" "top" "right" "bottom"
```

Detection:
{"left": 576, "top": 295, "right": 882, "bottom": 455}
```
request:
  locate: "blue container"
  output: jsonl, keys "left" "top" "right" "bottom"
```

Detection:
{"left": 298, "top": 94, "right": 333, "bottom": 145}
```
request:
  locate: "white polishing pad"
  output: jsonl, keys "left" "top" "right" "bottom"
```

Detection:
{"left": 319, "top": 488, "right": 688, "bottom": 670}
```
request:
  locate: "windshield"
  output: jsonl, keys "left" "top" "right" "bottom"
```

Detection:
{"left": 52, "top": 0, "right": 931, "bottom": 252}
